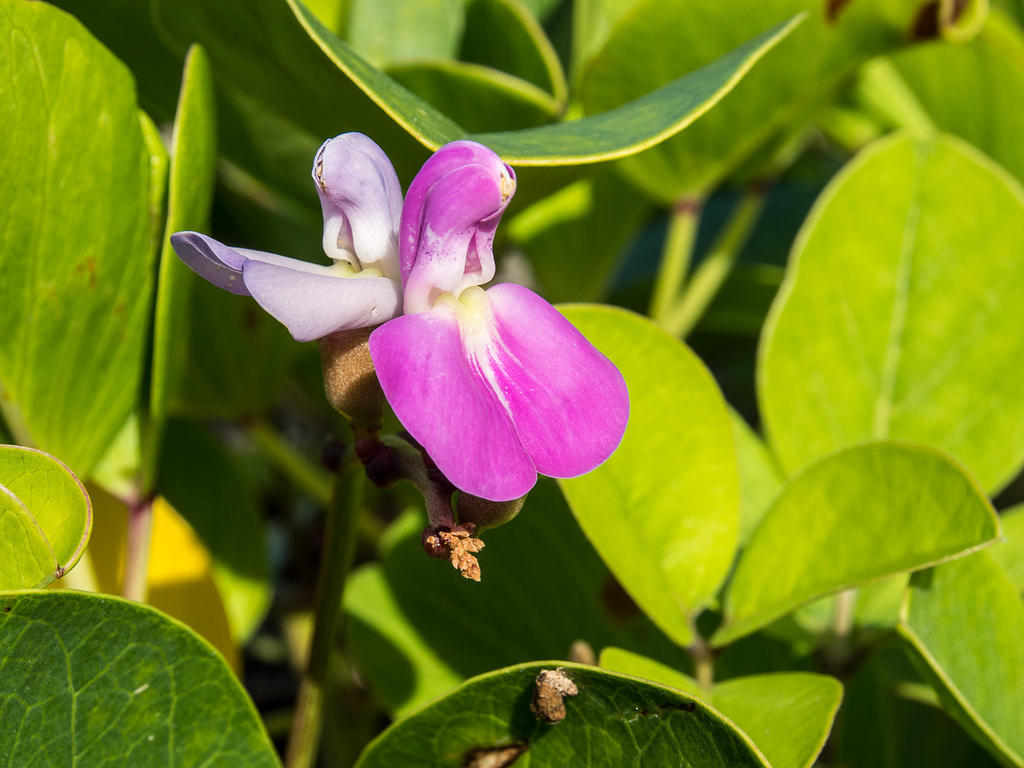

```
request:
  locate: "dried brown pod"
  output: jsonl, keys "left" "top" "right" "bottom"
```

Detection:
{"left": 530, "top": 668, "right": 579, "bottom": 724}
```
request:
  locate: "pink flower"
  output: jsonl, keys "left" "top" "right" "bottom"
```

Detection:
{"left": 171, "top": 133, "right": 403, "bottom": 341}
{"left": 369, "top": 141, "right": 629, "bottom": 501}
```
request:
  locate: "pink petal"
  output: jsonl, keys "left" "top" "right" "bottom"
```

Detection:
{"left": 399, "top": 141, "right": 515, "bottom": 314}
{"left": 369, "top": 308, "right": 537, "bottom": 501}
{"left": 485, "top": 283, "right": 629, "bottom": 478}
{"left": 242, "top": 261, "right": 402, "bottom": 342}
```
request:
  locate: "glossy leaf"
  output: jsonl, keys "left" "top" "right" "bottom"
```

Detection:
{"left": 355, "top": 662, "right": 770, "bottom": 768}
{"left": 387, "top": 59, "right": 559, "bottom": 133}
{"left": 0, "top": 0, "right": 158, "bottom": 476}
{"left": 599, "top": 648, "right": 842, "bottom": 768}
{"left": 345, "top": 481, "right": 681, "bottom": 716}
{"left": 900, "top": 552, "right": 1024, "bottom": 766}
{"left": 715, "top": 442, "right": 1000, "bottom": 645}
{"left": 0, "top": 590, "right": 278, "bottom": 765}
{"left": 149, "top": 46, "right": 219, "bottom": 463}
{"left": 579, "top": 0, "right": 922, "bottom": 200}
{"left": 0, "top": 446, "right": 91, "bottom": 590}
{"left": 760, "top": 133, "right": 1024, "bottom": 493}
{"left": 558, "top": 306, "right": 739, "bottom": 647}
{"left": 471, "top": 16, "right": 803, "bottom": 164}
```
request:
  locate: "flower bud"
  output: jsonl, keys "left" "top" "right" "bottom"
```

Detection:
{"left": 318, "top": 327, "right": 385, "bottom": 428}
{"left": 455, "top": 489, "right": 526, "bottom": 532}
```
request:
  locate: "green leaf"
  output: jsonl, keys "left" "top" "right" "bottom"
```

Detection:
{"left": 387, "top": 59, "right": 559, "bottom": 133}
{"left": 991, "top": 504, "right": 1024, "bottom": 591}
{"left": 149, "top": 46, "right": 219, "bottom": 454}
{"left": 155, "top": 0, "right": 460, "bottom": 179}
{"left": 0, "top": 446, "right": 91, "bottom": 590}
{"left": 579, "top": 0, "right": 921, "bottom": 200}
{"left": 711, "top": 674, "right": 842, "bottom": 768}
{"left": 506, "top": 169, "right": 652, "bottom": 302}
{"left": 159, "top": 0, "right": 799, "bottom": 167}
{"left": 0, "top": 590, "right": 279, "bottom": 765}
{"left": 345, "top": 481, "right": 681, "bottom": 716}
{"left": 899, "top": 551, "right": 1024, "bottom": 767}
{"left": 0, "top": 0, "right": 159, "bottom": 476}
{"left": 461, "top": 0, "right": 568, "bottom": 102}
{"left": 558, "top": 306, "right": 739, "bottom": 647}
{"left": 884, "top": 9, "right": 1024, "bottom": 185}
{"left": 599, "top": 647, "right": 703, "bottom": 695}
{"left": 731, "top": 411, "right": 783, "bottom": 548}
{"left": 833, "top": 643, "right": 1003, "bottom": 768}
{"left": 168, "top": 280, "right": 301, "bottom": 419}
{"left": 354, "top": 662, "right": 770, "bottom": 768}
{"left": 715, "top": 442, "right": 1000, "bottom": 646}
{"left": 346, "top": 0, "right": 464, "bottom": 67}
{"left": 158, "top": 420, "right": 271, "bottom": 644}
{"left": 760, "top": 133, "right": 1024, "bottom": 493}
{"left": 470, "top": 16, "right": 803, "bottom": 164}
{"left": 599, "top": 649, "right": 842, "bottom": 768}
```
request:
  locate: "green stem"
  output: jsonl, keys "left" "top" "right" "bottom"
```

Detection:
{"left": 687, "top": 620, "right": 714, "bottom": 689}
{"left": 122, "top": 495, "right": 153, "bottom": 602}
{"left": 662, "top": 188, "right": 767, "bottom": 338}
{"left": 285, "top": 466, "right": 364, "bottom": 768}
{"left": 826, "top": 589, "right": 857, "bottom": 672}
{"left": 649, "top": 197, "right": 704, "bottom": 323}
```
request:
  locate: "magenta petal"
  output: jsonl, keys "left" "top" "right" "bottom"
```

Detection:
{"left": 369, "top": 310, "right": 537, "bottom": 501}
{"left": 242, "top": 261, "right": 402, "bottom": 342}
{"left": 170, "top": 231, "right": 251, "bottom": 295}
{"left": 485, "top": 283, "right": 629, "bottom": 478}
{"left": 399, "top": 141, "right": 515, "bottom": 313}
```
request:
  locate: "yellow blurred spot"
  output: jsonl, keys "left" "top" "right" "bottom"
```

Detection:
{"left": 59, "top": 485, "right": 241, "bottom": 675}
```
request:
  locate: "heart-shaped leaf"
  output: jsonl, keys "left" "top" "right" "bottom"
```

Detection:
{"left": 0, "top": 446, "right": 91, "bottom": 590}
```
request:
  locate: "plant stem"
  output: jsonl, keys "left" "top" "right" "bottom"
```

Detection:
{"left": 662, "top": 187, "right": 767, "bottom": 338}
{"left": 286, "top": 465, "right": 364, "bottom": 768}
{"left": 826, "top": 589, "right": 857, "bottom": 671}
{"left": 122, "top": 495, "right": 153, "bottom": 602}
{"left": 649, "top": 197, "right": 703, "bottom": 323}
{"left": 687, "top": 617, "right": 714, "bottom": 689}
